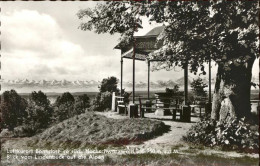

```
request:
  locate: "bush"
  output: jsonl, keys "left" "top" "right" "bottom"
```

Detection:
{"left": 91, "top": 92, "right": 112, "bottom": 111}
{"left": 122, "top": 90, "right": 131, "bottom": 104}
{"left": 165, "top": 85, "right": 181, "bottom": 96}
{"left": 0, "top": 90, "right": 28, "bottom": 130}
{"left": 183, "top": 117, "right": 259, "bottom": 153}
{"left": 191, "top": 78, "right": 207, "bottom": 98}
{"left": 53, "top": 92, "right": 75, "bottom": 122}
{"left": 91, "top": 76, "right": 120, "bottom": 111}
{"left": 73, "top": 94, "right": 90, "bottom": 114}
{"left": 55, "top": 92, "right": 75, "bottom": 106}
{"left": 24, "top": 91, "right": 53, "bottom": 132}
{"left": 99, "top": 76, "right": 119, "bottom": 93}
{"left": 13, "top": 125, "right": 36, "bottom": 137}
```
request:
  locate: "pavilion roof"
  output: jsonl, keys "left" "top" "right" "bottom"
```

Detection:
{"left": 122, "top": 48, "right": 166, "bottom": 61}
{"left": 114, "top": 26, "right": 164, "bottom": 50}
{"left": 145, "top": 26, "right": 164, "bottom": 36}
{"left": 115, "top": 26, "right": 165, "bottom": 61}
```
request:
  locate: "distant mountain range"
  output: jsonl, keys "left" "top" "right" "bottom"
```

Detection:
{"left": 0, "top": 75, "right": 257, "bottom": 93}
{"left": 1, "top": 79, "right": 101, "bottom": 87}
{"left": 0, "top": 76, "right": 218, "bottom": 90}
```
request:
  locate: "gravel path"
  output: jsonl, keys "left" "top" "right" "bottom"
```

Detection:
{"left": 96, "top": 111, "right": 258, "bottom": 159}
{"left": 95, "top": 111, "right": 196, "bottom": 149}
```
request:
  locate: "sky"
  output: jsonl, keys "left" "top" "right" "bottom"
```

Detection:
{"left": 0, "top": 1, "right": 258, "bottom": 83}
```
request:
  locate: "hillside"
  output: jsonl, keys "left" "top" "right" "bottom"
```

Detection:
{"left": 26, "top": 112, "right": 169, "bottom": 149}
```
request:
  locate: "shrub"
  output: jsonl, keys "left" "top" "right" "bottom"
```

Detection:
{"left": 91, "top": 76, "right": 120, "bottom": 111}
{"left": 13, "top": 125, "right": 36, "bottom": 137}
{"left": 25, "top": 91, "right": 52, "bottom": 127}
{"left": 0, "top": 90, "right": 28, "bottom": 130}
{"left": 191, "top": 78, "right": 208, "bottom": 98}
{"left": 73, "top": 94, "right": 90, "bottom": 114}
{"left": 55, "top": 92, "right": 75, "bottom": 106}
{"left": 53, "top": 92, "right": 75, "bottom": 122}
{"left": 91, "top": 92, "right": 112, "bottom": 111}
{"left": 99, "top": 76, "right": 119, "bottom": 93}
{"left": 122, "top": 90, "right": 131, "bottom": 104}
{"left": 165, "top": 85, "right": 180, "bottom": 96}
{"left": 183, "top": 117, "right": 259, "bottom": 153}
{"left": 15, "top": 91, "right": 53, "bottom": 136}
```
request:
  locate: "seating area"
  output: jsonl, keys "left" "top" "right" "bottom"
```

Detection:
{"left": 112, "top": 92, "right": 209, "bottom": 122}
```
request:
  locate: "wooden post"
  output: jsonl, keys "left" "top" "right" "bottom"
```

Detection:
{"left": 120, "top": 57, "right": 123, "bottom": 96}
{"left": 139, "top": 96, "right": 144, "bottom": 118}
{"left": 181, "top": 60, "right": 191, "bottom": 122}
{"left": 133, "top": 42, "right": 136, "bottom": 103}
{"left": 148, "top": 60, "right": 150, "bottom": 100}
{"left": 184, "top": 62, "right": 188, "bottom": 105}
{"left": 209, "top": 60, "right": 211, "bottom": 104}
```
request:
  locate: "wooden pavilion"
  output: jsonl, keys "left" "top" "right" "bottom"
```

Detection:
{"left": 114, "top": 26, "right": 212, "bottom": 119}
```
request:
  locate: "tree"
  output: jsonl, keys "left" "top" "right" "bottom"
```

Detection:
{"left": 99, "top": 76, "right": 120, "bottom": 93}
{"left": 54, "top": 92, "right": 75, "bottom": 122}
{"left": 78, "top": 1, "right": 259, "bottom": 122}
{"left": 91, "top": 76, "right": 119, "bottom": 111}
{"left": 24, "top": 91, "right": 52, "bottom": 132}
{"left": 191, "top": 78, "right": 208, "bottom": 98}
{"left": 73, "top": 94, "right": 90, "bottom": 114}
{"left": 0, "top": 90, "right": 27, "bottom": 130}
{"left": 165, "top": 85, "right": 180, "bottom": 96}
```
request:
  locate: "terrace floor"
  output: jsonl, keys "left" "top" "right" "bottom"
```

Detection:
{"left": 96, "top": 111, "right": 258, "bottom": 160}
{"left": 96, "top": 111, "right": 200, "bottom": 149}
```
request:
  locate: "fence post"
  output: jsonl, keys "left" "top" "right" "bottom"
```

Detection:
{"left": 112, "top": 92, "right": 116, "bottom": 112}
{"left": 139, "top": 97, "right": 144, "bottom": 118}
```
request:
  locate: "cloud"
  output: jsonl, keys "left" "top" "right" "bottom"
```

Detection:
{"left": 2, "top": 10, "right": 59, "bottom": 55}
{"left": 32, "top": 64, "right": 53, "bottom": 74}
{"left": 54, "top": 67, "right": 69, "bottom": 75}
{"left": 1, "top": 8, "right": 126, "bottom": 82}
{"left": 1, "top": 9, "right": 92, "bottom": 80}
{"left": 1, "top": 4, "right": 258, "bottom": 85}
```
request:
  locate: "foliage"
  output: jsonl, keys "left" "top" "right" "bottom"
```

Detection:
{"left": 165, "top": 85, "right": 181, "bottom": 96}
{"left": 54, "top": 92, "right": 75, "bottom": 122}
{"left": 121, "top": 89, "right": 131, "bottom": 104}
{"left": 55, "top": 92, "right": 75, "bottom": 106}
{"left": 78, "top": 1, "right": 258, "bottom": 74}
{"left": 0, "top": 90, "right": 27, "bottom": 130}
{"left": 23, "top": 91, "right": 53, "bottom": 135}
{"left": 183, "top": 117, "right": 259, "bottom": 153}
{"left": 78, "top": 1, "right": 259, "bottom": 121}
{"left": 73, "top": 94, "right": 90, "bottom": 114}
{"left": 92, "top": 77, "right": 120, "bottom": 111}
{"left": 91, "top": 92, "right": 112, "bottom": 112}
{"left": 99, "top": 76, "right": 120, "bottom": 93}
{"left": 77, "top": 2, "right": 142, "bottom": 48}
{"left": 149, "top": 1, "right": 258, "bottom": 75}
{"left": 190, "top": 78, "right": 208, "bottom": 98}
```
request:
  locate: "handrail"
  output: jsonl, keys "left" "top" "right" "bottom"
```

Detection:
{"left": 250, "top": 100, "right": 260, "bottom": 102}
{"left": 134, "top": 96, "right": 184, "bottom": 100}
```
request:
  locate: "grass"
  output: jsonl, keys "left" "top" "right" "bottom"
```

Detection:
{"left": 1, "top": 111, "right": 258, "bottom": 165}
{"left": 88, "top": 153, "right": 258, "bottom": 166}
{"left": 25, "top": 111, "right": 169, "bottom": 149}
{"left": 1, "top": 151, "right": 258, "bottom": 166}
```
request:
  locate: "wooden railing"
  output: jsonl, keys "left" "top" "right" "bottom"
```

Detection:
{"left": 114, "top": 95, "right": 259, "bottom": 119}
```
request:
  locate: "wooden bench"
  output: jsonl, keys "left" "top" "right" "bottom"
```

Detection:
{"left": 117, "top": 104, "right": 127, "bottom": 114}
{"left": 190, "top": 104, "right": 205, "bottom": 117}
{"left": 117, "top": 100, "right": 126, "bottom": 114}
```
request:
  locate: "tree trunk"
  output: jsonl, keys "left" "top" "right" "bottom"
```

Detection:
{"left": 211, "top": 58, "right": 255, "bottom": 122}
